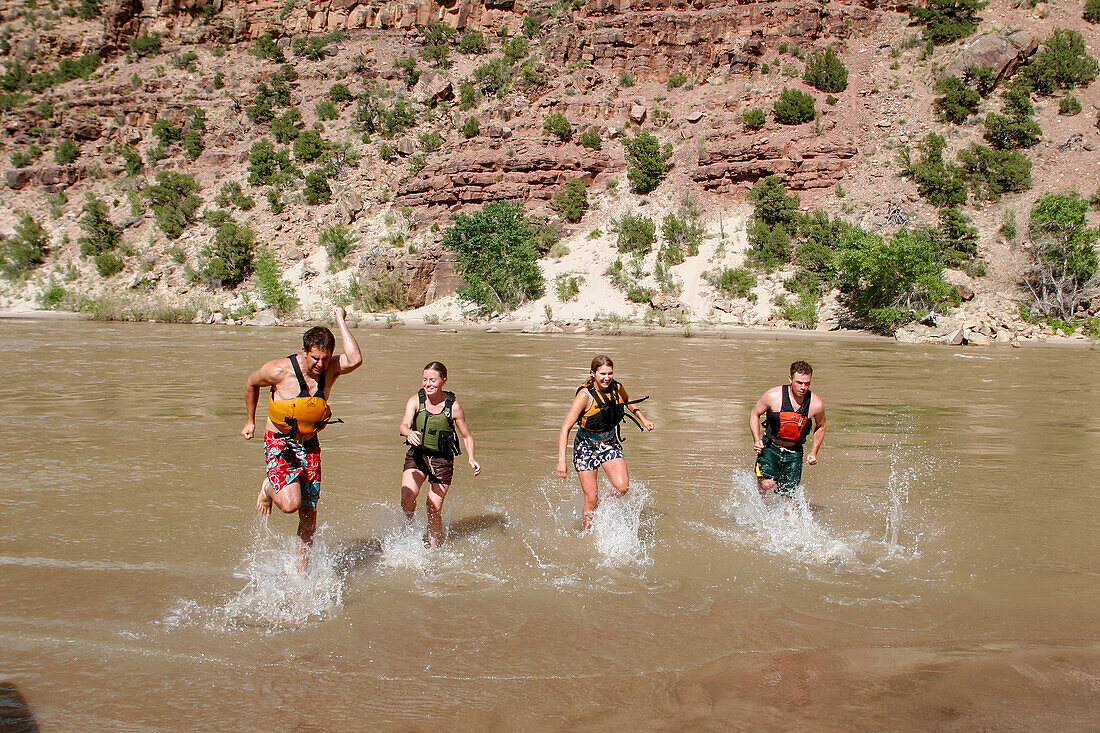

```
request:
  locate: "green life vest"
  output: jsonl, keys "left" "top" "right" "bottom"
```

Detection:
{"left": 412, "top": 388, "right": 461, "bottom": 457}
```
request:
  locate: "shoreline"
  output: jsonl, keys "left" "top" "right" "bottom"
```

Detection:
{"left": 2, "top": 304, "right": 1096, "bottom": 349}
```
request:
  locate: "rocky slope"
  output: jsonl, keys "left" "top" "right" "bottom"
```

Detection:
{"left": 0, "top": 0, "right": 1097, "bottom": 343}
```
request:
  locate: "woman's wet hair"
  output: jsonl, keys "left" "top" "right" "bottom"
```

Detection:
{"left": 303, "top": 326, "right": 335, "bottom": 353}
{"left": 424, "top": 361, "right": 448, "bottom": 379}
{"left": 585, "top": 355, "right": 614, "bottom": 387}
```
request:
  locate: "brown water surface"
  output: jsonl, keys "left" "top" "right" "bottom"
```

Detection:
{"left": 1, "top": 321, "right": 1097, "bottom": 731}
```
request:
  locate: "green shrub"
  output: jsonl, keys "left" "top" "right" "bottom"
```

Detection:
{"left": 1087, "top": 0, "right": 1100, "bottom": 23}
{"left": 933, "top": 76, "right": 980, "bottom": 123}
{"left": 503, "top": 35, "right": 529, "bottom": 64}
{"left": 203, "top": 218, "right": 255, "bottom": 288}
{"left": 181, "top": 108, "right": 205, "bottom": 160}
{"left": 964, "top": 64, "right": 996, "bottom": 96}
{"left": 0, "top": 214, "right": 48, "bottom": 279}
{"left": 248, "top": 139, "right": 300, "bottom": 185}
{"left": 40, "top": 284, "right": 67, "bottom": 309}
{"left": 803, "top": 47, "right": 848, "bottom": 92}
{"left": 271, "top": 108, "right": 303, "bottom": 143}
{"left": 748, "top": 175, "right": 800, "bottom": 228}
{"left": 834, "top": 225, "right": 958, "bottom": 330}
{"left": 474, "top": 58, "right": 511, "bottom": 97}
{"left": 316, "top": 99, "right": 338, "bottom": 120}
{"left": 908, "top": 0, "right": 984, "bottom": 44}
{"left": 254, "top": 246, "right": 297, "bottom": 313}
{"left": 246, "top": 79, "right": 293, "bottom": 124}
{"left": 543, "top": 112, "right": 572, "bottom": 141}
{"left": 293, "top": 35, "right": 332, "bottom": 61}
{"left": 442, "top": 200, "right": 545, "bottom": 312}
{"left": 708, "top": 267, "right": 756, "bottom": 299}
{"left": 1024, "top": 192, "right": 1099, "bottom": 321}
{"left": 555, "top": 273, "right": 583, "bottom": 301}
{"left": 957, "top": 143, "right": 1032, "bottom": 200}
{"left": 1023, "top": 28, "right": 1099, "bottom": 96}
{"left": 746, "top": 219, "right": 792, "bottom": 270}
{"left": 462, "top": 117, "right": 480, "bottom": 138}
{"left": 117, "top": 145, "right": 142, "bottom": 175}
{"left": 579, "top": 129, "right": 602, "bottom": 150}
{"left": 743, "top": 107, "right": 766, "bottom": 131}
{"left": 659, "top": 210, "right": 703, "bottom": 264}
{"left": 981, "top": 110, "right": 1038, "bottom": 149}
{"left": 54, "top": 138, "right": 80, "bottom": 164}
{"left": 379, "top": 98, "right": 418, "bottom": 137}
{"left": 776, "top": 290, "right": 819, "bottom": 328}
{"left": 421, "top": 21, "right": 456, "bottom": 68}
{"left": 10, "top": 144, "right": 42, "bottom": 168}
{"left": 522, "top": 15, "right": 542, "bottom": 38}
{"left": 933, "top": 206, "right": 978, "bottom": 266}
{"left": 293, "top": 129, "right": 326, "bottom": 162}
{"left": 773, "top": 87, "right": 815, "bottom": 124}
{"left": 320, "top": 224, "right": 356, "bottom": 270}
{"left": 1059, "top": 94, "right": 1082, "bottom": 115}
{"left": 394, "top": 56, "right": 420, "bottom": 88}
{"left": 408, "top": 154, "right": 427, "bottom": 174}
{"left": 170, "top": 51, "right": 198, "bottom": 71}
{"left": 78, "top": 196, "right": 120, "bottom": 257}
{"left": 326, "top": 83, "right": 352, "bottom": 105}
{"left": 303, "top": 169, "right": 332, "bottom": 204}
{"left": 145, "top": 171, "right": 202, "bottom": 240}
{"left": 251, "top": 33, "right": 286, "bottom": 63}
{"left": 129, "top": 32, "right": 163, "bottom": 58}
{"left": 623, "top": 130, "right": 673, "bottom": 194}
{"left": 899, "top": 133, "right": 969, "bottom": 207}
{"left": 459, "top": 81, "right": 477, "bottom": 111}
{"left": 666, "top": 73, "right": 688, "bottom": 90}
{"left": 419, "top": 130, "right": 444, "bottom": 152}
{"left": 459, "top": 29, "right": 489, "bottom": 54}
{"left": 614, "top": 213, "right": 656, "bottom": 255}
{"left": 266, "top": 188, "right": 285, "bottom": 214}
{"left": 95, "top": 252, "right": 124, "bottom": 277}
{"left": 553, "top": 179, "right": 588, "bottom": 222}
{"left": 619, "top": 71, "right": 635, "bottom": 87}
{"left": 215, "top": 181, "right": 255, "bottom": 210}
{"left": 379, "top": 142, "right": 396, "bottom": 161}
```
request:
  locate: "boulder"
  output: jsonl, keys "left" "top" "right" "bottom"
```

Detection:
{"left": 61, "top": 113, "right": 104, "bottom": 141}
{"left": 630, "top": 105, "right": 647, "bottom": 124}
{"left": 412, "top": 69, "right": 453, "bottom": 106}
{"left": 944, "top": 28, "right": 1038, "bottom": 82}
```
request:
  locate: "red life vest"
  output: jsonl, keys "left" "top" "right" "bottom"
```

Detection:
{"left": 765, "top": 385, "right": 812, "bottom": 446}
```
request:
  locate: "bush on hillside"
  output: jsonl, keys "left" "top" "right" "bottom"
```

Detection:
{"left": 1023, "top": 28, "right": 1099, "bottom": 95}
{"left": 1024, "top": 191, "right": 1100, "bottom": 321}
{"left": 773, "top": 87, "right": 815, "bottom": 124}
{"left": 553, "top": 179, "right": 589, "bottom": 223}
{"left": 743, "top": 107, "right": 766, "bottom": 131}
{"left": 803, "top": 47, "right": 848, "bottom": 92}
{"left": 203, "top": 218, "right": 255, "bottom": 288}
{"left": 957, "top": 143, "right": 1032, "bottom": 200}
{"left": 0, "top": 214, "right": 48, "bottom": 279}
{"left": 933, "top": 76, "right": 980, "bottom": 123}
{"left": 908, "top": 0, "right": 985, "bottom": 44}
{"left": 442, "top": 201, "right": 545, "bottom": 312}
{"left": 613, "top": 213, "right": 657, "bottom": 255}
{"left": 623, "top": 130, "right": 673, "bottom": 194}
{"left": 145, "top": 171, "right": 202, "bottom": 239}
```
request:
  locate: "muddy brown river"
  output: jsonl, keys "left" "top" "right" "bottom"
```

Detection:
{"left": 1, "top": 320, "right": 1097, "bottom": 731}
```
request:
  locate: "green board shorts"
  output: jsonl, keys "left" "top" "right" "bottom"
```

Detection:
{"left": 755, "top": 440, "right": 804, "bottom": 497}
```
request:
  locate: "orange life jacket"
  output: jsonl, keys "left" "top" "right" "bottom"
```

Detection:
{"left": 765, "top": 385, "right": 812, "bottom": 446}
{"left": 267, "top": 354, "right": 333, "bottom": 440}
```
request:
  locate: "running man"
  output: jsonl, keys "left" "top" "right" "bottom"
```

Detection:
{"left": 749, "top": 360, "right": 826, "bottom": 499}
{"left": 242, "top": 307, "right": 362, "bottom": 570}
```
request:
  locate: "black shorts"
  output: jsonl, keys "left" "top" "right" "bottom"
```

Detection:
{"left": 403, "top": 447, "right": 454, "bottom": 485}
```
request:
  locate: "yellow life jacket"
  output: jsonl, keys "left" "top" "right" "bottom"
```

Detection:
{"left": 575, "top": 380, "right": 648, "bottom": 441}
{"left": 267, "top": 354, "right": 333, "bottom": 440}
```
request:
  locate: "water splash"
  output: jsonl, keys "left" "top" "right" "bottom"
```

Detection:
{"left": 722, "top": 469, "right": 860, "bottom": 566}
{"left": 377, "top": 520, "right": 433, "bottom": 572}
{"left": 591, "top": 480, "right": 653, "bottom": 567}
{"left": 164, "top": 523, "right": 345, "bottom": 632}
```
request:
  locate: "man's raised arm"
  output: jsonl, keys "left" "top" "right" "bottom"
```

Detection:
{"left": 333, "top": 307, "right": 362, "bottom": 374}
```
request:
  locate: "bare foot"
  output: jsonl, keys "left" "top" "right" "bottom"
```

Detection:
{"left": 256, "top": 480, "right": 273, "bottom": 516}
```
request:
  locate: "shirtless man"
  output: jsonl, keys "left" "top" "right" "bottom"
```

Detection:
{"left": 749, "top": 360, "right": 826, "bottom": 499}
{"left": 242, "top": 307, "right": 361, "bottom": 569}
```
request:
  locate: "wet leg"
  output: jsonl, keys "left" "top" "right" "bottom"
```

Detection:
{"left": 601, "top": 458, "right": 630, "bottom": 497}
{"left": 256, "top": 478, "right": 274, "bottom": 515}
{"left": 425, "top": 482, "right": 450, "bottom": 548}
{"left": 296, "top": 506, "right": 317, "bottom": 573}
{"left": 401, "top": 468, "right": 425, "bottom": 524}
{"left": 578, "top": 469, "right": 600, "bottom": 531}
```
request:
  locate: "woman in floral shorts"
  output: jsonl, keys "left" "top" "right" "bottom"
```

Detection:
{"left": 556, "top": 355, "right": 654, "bottom": 531}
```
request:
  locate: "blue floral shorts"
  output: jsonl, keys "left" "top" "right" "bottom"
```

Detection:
{"left": 573, "top": 433, "right": 624, "bottom": 472}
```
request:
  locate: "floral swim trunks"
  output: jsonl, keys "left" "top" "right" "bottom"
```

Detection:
{"left": 264, "top": 431, "right": 322, "bottom": 508}
{"left": 573, "top": 432, "right": 624, "bottom": 472}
